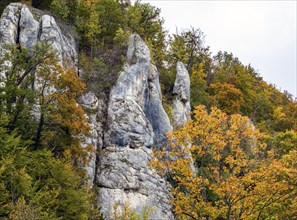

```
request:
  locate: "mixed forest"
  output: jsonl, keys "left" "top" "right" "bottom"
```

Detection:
{"left": 0, "top": 0, "right": 296, "bottom": 219}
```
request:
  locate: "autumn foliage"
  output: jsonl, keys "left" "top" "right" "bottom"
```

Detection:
{"left": 35, "top": 61, "right": 92, "bottom": 164}
{"left": 0, "top": 43, "right": 97, "bottom": 218}
{"left": 150, "top": 105, "right": 297, "bottom": 220}
{"left": 0, "top": 1, "right": 296, "bottom": 219}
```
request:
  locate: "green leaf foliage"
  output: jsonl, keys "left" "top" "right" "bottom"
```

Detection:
{"left": 0, "top": 1, "right": 296, "bottom": 219}
{"left": 0, "top": 43, "right": 97, "bottom": 218}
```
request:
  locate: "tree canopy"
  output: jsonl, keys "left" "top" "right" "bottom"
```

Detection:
{"left": 0, "top": 1, "right": 296, "bottom": 219}
{"left": 150, "top": 105, "right": 297, "bottom": 220}
{"left": 0, "top": 43, "right": 98, "bottom": 218}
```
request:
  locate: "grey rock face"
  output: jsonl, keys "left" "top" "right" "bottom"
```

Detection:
{"left": 145, "top": 64, "right": 172, "bottom": 146}
{"left": 0, "top": 3, "right": 100, "bottom": 186}
{"left": 0, "top": 3, "right": 21, "bottom": 84}
{"left": 107, "top": 98, "right": 154, "bottom": 148}
{"left": 78, "top": 92, "right": 105, "bottom": 186}
{"left": 0, "top": 3, "right": 21, "bottom": 45}
{"left": 19, "top": 5, "right": 39, "bottom": 49}
{"left": 97, "top": 148, "right": 172, "bottom": 220}
{"left": 0, "top": 3, "right": 76, "bottom": 65}
{"left": 105, "top": 34, "right": 172, "bottom": 149}
{"left": 126, "top": 34, "right": 151, "bottom": 65}
{"left": 39, "top": 15, "right": 77, "bottom": 65}
{"left": 172, "top": 62, "right": 197, "bottom": 175}
{"left": 1, "top": 5, "right": 174, "bottom": 219}
{"left": 99, "top": 34, "right": 173, "bottom": 219}
{"left": 173, "top": 61, "right": 191, "bottom": 128}
{"left": 105, "top": 35, "right": 154, "bottom": 148}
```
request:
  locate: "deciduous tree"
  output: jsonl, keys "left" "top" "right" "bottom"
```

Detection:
{"left": 0, "top": 43, "right": 92, "bottom": 164}
{"left": 150, "top": 105, "right": 296, "bottom": 220}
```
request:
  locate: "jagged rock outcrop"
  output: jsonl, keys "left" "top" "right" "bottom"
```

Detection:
{"left": 0, "top": 3, "right": 76, "bottom": 65}
{"left": 98, "top": 34, "right": 173, "bottom": 219}
{"left": 105, "top": 34, "right": 172, "bottom": 149}
{"left": 1, "top": 5, "right": 174, "bottom": 219}
{"left": 19, "top": 5, "right": 38, "bottom": 49}
{"left": 78, "top": 92, "right": 105, "bottom": 186}
{"left": 0, "top": 3, "right": 20, "bottom": 45}
{"left": 39, "top": 15, "right": 77, "bottom": 65}
{"left": 145, "top": 64, "right": 173, "bottom": 146}
{"left": 172, "top": 61, "right": 197, "bottom": 175}
{"left": 105, "top": 35, "right": 152, "bottom": 148}
{"left": 173, "top": 61, "right": 191, "bottom": 128}
{"left": 0, "top": 3, "right": 102, "bottom": 185}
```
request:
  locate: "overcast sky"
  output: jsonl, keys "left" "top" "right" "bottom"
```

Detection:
{"left": 140, "top": 0, "right": 297, "bottom": 98}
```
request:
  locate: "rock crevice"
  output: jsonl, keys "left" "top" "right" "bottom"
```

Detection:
{"left": 0, "top": 5, "right": 183, "bottom": 220}
{"left": 99, "top": 34, "right": 173, "bottom": 219}
{"left": 0, "top": 3, "right": 76, "bottom": 65}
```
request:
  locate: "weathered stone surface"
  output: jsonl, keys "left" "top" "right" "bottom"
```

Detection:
{"left": 145, "top": 64, "right": 172, "bottom": 146}
{"left": 106, "top": 34, "right": 172, "bottom": 149}
{"left": 0, "top": 3, "right": 76, "bottom": 64}
{"left": 78, "top": 92, "right": 105, "bottom": 186}
{"left": 0, "top": 3, "right": 21, "bottom": 84}
{"left": 39, "top": 15, "right": 77, "bottom": 65}
{"left": 107, "top": 98, "right": 154, "bottom": 148}
{"left": 0, "top": 3, "right": 21, "bottom": 45}
{"left": 19, "top": 5, "right": 39, "bottom": 49}
{"left": 113, "top": 34, "right": 150, "bottom": 108}
{"left": 1, "top": 5, "right": 174, "bottom": 219}
{"left": 173, "top": 61, "right": 191, "bottom": 128}
{"left": 126, "top": 34, "right": 151, "bottom": 66}
{"left": 172, "top": 62, "right": 197, "bottom": 175}
{"left": 97, "top": 148, "right": 172, "bottom": 220}
{"left": 99, "top": 34, "right": 173, "bottom": 219}
{"left": 105, "top": 34, "right": 154, "bottom": 149}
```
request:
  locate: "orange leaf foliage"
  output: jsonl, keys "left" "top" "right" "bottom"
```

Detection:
{"left": 150, "top": 105, "right": 296, "bottom": 220}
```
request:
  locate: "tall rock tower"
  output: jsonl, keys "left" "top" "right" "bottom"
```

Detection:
{"left": 173, "top": 61, "right": 191, "bottom": 128}
{"left": 98, "top": 34, "right": 173, "bottom": 219}
{"left": 0, "top": 4, "right": 194, "bottom": 219}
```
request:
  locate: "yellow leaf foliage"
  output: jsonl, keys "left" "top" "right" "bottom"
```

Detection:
{"left": 150, "top": 105, "right": 296, "bottom": 220}
{"left": 35, "top": 56, "right": 93, "bottom": 166}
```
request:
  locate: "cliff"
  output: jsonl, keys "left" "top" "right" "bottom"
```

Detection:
{"left": 97, "top": 34, "right": 173, "bottom": 219}
{"left": 0, "top": 3, "right": 191, "bottom": 219}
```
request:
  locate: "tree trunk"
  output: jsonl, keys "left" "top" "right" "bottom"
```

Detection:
{"left": 34, "top": 113, "right": 44, "bottom": 150}
{"left": 227, "top": 206, "right": 231, "bottom": 220}
{"left": 201, "top": 151, "right": 207, "bottom": 202}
